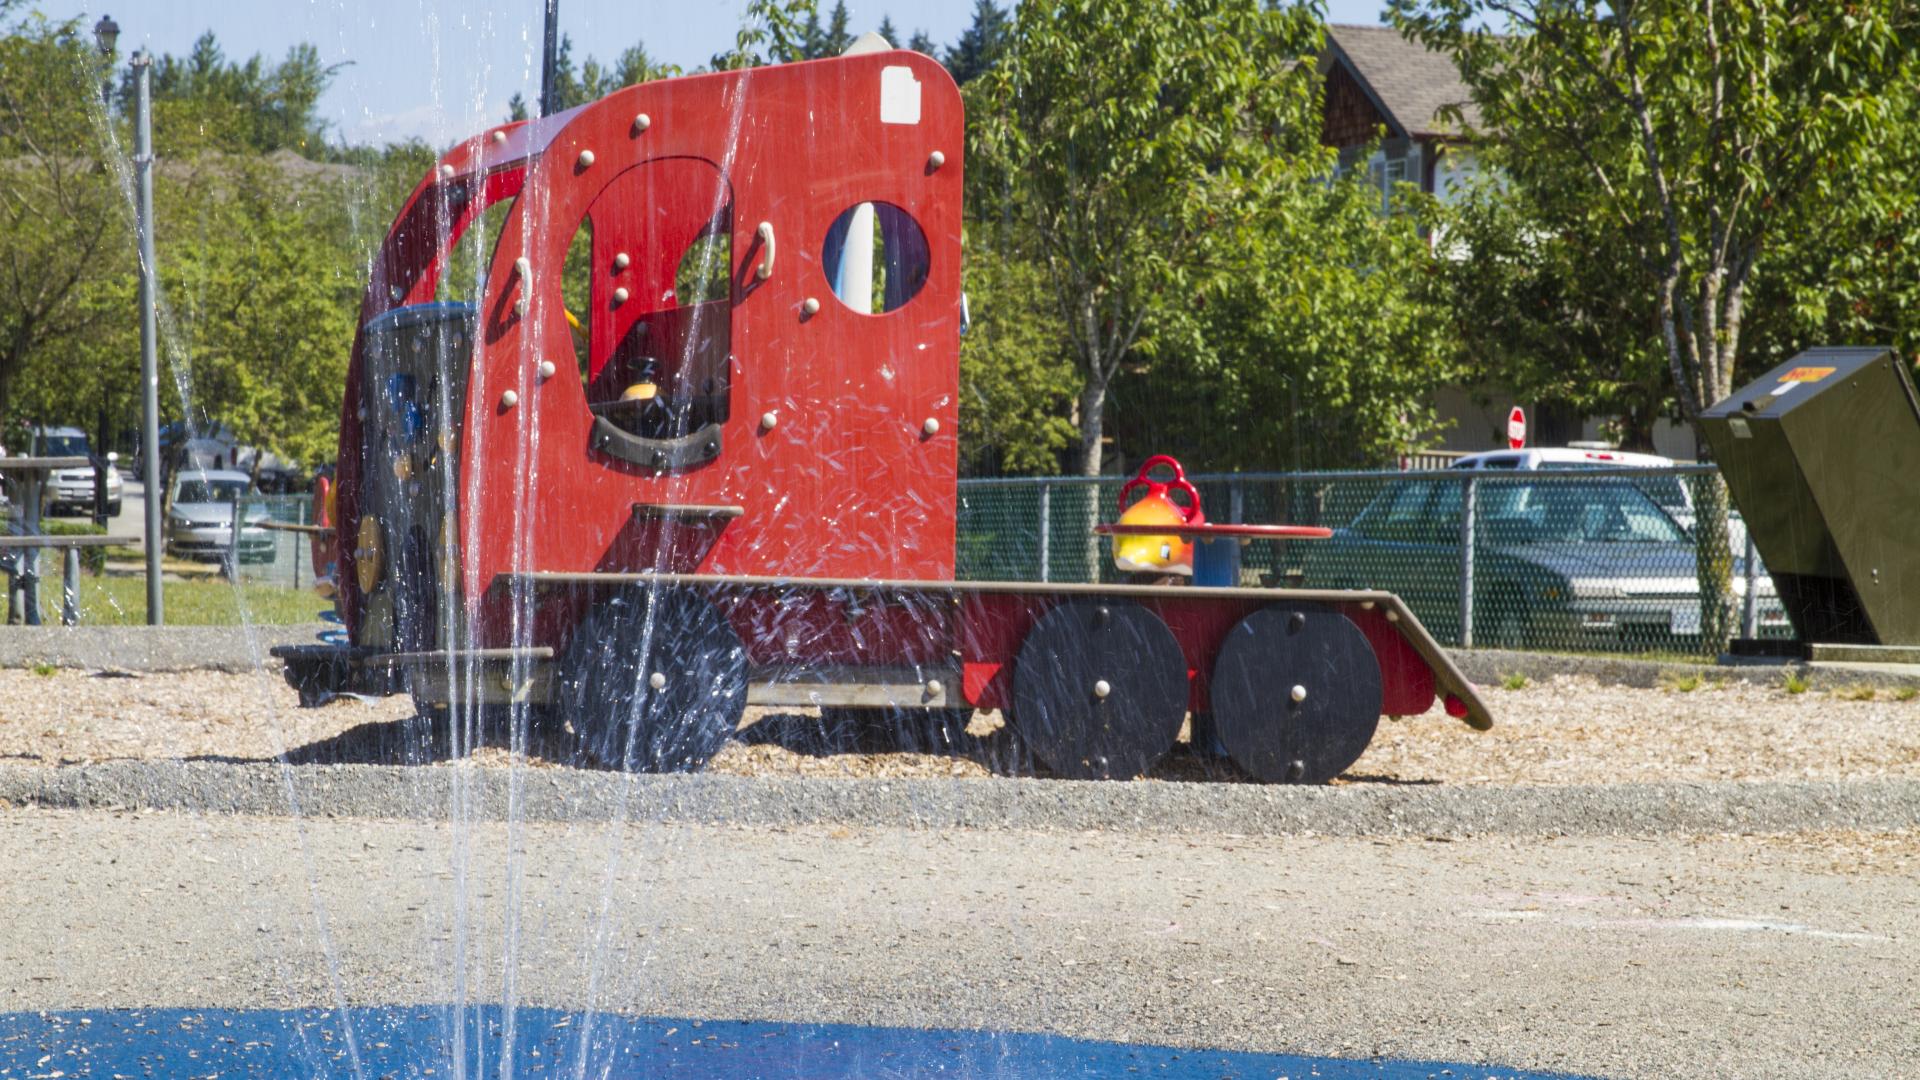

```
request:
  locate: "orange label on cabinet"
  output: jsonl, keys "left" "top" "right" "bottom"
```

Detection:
{"left": 1779, "top": 366, "right": 1836, "bottom": 383}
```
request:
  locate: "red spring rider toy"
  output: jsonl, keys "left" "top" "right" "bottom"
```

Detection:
{"left": 1111, "top": 455, "right": 1205, "bottom": 576}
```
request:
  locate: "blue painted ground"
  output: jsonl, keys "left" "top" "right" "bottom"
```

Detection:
{"left": 0, "top": 1007, "right": 1593, "bottom": 1078}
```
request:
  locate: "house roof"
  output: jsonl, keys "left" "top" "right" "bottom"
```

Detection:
{"left": 1322, "top": 24, "right": 1480, "bottom": 140}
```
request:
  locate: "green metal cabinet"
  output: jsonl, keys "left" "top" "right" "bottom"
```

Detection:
{"left": 1700, "top": 346, "right": 1920, "bottom": 644}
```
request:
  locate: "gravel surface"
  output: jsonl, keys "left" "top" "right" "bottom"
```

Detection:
{"left": 3, "top": 807, "right": 1915, "bottom": 1079}
{"left": 4, "top": 668, "right": 1918, "bottom": 788}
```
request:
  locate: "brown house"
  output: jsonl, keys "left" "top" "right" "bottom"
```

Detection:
{"left": 1318, "top": 24, "right": 1484, "bottom": 209}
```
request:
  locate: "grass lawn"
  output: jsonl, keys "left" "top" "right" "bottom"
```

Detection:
{"left": 79, "top": 575, "right": 328, "bottom": 625}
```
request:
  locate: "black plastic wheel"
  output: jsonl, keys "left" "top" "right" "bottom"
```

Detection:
{"left": 1010, "top": 599, "right": 1187, "bottom": 780}
{"left": 555, "top": 587, "right": 747, "bottom": 772}
{"left": 1209, "top": 605, "right": 1383, "bottom": 784}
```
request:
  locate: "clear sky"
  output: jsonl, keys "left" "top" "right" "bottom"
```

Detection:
{"left": 40, "top": 1, "right": 1395, "bottom": 147}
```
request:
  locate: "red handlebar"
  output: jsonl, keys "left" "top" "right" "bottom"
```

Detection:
{"left": 1118, "top": 454, "right": 1203, "bottom": 522}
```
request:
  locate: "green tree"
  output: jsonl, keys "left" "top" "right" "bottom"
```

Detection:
{"left": 797, "top": 9, "right": 827, "bottom": 59}
{"left": 1431, "top": 173, "right": 1673, "bottom": 450}
{"left": 1738, "top": 114, "right": 1920, "bottom": 370}
{"left": 150, "top": 156, "right": 361, "bottom": 471}
{"left": 822, "top": 1, "right": 855, "bottom": 55}
{"left": 613, "top": 43, "right": 680, "bottom": 85}
{"left": 1394, "top": 0, "right": 1920, "bottom": 647}
{"left": 717, "top": 0, "right": 820, "bottom": 69}
{"left": 876, "top": 16, "right": 900, "bottom": 49}
{"left": 0, "top": 4, "right": 123, "bottom": 432}
{"left": 131, "top": 32, "right": 343, "bottom": 158}
{"left": 1121, "top": 178, "right": 1460, "bottom": 470}
{"left": 907, "top": 29, "right": 937, "bottom": 56}
{"left": 971, "top": 0, "right": 1323, "bottom": 476}
{"left": 959, "top": 249, "right": 1079, "bottom": 475}
{"left": 514, "top": 39, "right": 679, "bottom": 121}
{"left": 945, "top": 0, "right": 1011, "bottom": 84}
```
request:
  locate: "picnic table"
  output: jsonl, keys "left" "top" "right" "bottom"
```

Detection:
{"left": 1, "top": 456, "right": 131, "bottom": 625}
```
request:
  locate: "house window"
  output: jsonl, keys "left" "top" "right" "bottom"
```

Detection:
{"left": 1370, "top": 156, "right": 1408, "bottom": 212}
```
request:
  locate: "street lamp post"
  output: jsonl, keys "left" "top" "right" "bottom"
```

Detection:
{"left": 93, "top": 17, "right": 118, "bottom": 470}
{"left": 539, "top": 1, "right": 559, "bottom": 116}
{"left": 92, "top": 15, "right": 118, "bottom": 104}
{"left": 131, "top": 47, "right": 163, "bottom": 625}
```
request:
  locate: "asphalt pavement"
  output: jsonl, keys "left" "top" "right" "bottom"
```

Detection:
{"left": 104, "top": 476, "right": 144, "bottom": 543}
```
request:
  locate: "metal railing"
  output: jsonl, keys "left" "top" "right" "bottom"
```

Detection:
{"left": 958, "top": 467, "right": 1791, "bottom": 657}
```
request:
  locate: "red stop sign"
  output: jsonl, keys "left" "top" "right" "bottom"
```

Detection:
{"left": 1507, "top": 406, "right": 1526, "bottom": 450}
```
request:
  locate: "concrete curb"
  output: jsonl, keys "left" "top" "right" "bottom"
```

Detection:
{"left": 0, "top": 624, "right": 326, "bottom": 673}
{"left": 2, "top": 761, "right": 1916, "bottom": 838}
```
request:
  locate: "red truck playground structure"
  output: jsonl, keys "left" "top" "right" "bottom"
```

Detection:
{"left": 275, "top": 46, "right": 1490, "bottom": 783}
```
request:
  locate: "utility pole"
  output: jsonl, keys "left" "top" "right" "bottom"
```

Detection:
{"left": 133, "top": 49, "right": 163, "bottom": 625}
{"left": 539, "top": 1, "right": 559, "bottom": 117}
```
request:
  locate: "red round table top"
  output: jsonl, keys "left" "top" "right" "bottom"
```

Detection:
{"left": 1093, "top": 522, "right": 1332, "bottom": 540}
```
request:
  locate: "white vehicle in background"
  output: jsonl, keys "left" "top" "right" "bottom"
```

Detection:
{"left": 32, "top": 425, "right": 122, "bottom": 517}
{"left": 1451, "top": 445, "right": 1693, "bottom": 520}
{"left": 1448, "top": 445, "right": 1752, "bottom": 552}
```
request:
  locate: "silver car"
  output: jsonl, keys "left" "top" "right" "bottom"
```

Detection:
{"left": 166, "top": 470, "right": 272, "bottom": 565}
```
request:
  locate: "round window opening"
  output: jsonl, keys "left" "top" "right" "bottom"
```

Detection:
{"left": 821, "top": 201, "right": 930, "bottom": 314}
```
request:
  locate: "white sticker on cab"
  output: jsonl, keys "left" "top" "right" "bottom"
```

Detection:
{"left": 881, "top": 66, "right": 921, "bottom": 125}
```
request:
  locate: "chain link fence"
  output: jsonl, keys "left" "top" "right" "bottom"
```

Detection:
{"left": 959, "top": 467, "right": 1794, "bottom": 658}
{"left": 228, "top": 495, "right": 320, "bottom": 588}
{"left": 225, "top": 468, "right": 1792, "bottom": 657}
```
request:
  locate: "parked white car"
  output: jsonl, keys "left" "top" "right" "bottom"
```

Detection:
{"left": 33, "top": 426, "right": 122, "bottom": 517}
{"left": 1448, "top": 445, "right": 1751, "bottom": 552}
{"left": 1452, "top": 446, "right": 1688, "bottom": 515}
